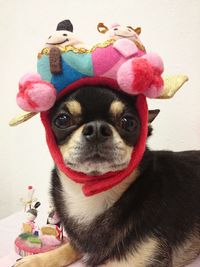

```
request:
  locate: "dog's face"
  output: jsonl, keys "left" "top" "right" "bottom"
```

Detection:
{"left": 50, "top": 86, "right": 142, "bottom": 176}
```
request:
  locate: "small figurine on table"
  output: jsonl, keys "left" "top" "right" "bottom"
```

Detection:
{"left": 22, "top": 201, "right": 41, "bottom": 236}
{"left": 15, "top": 186, "right": 43, "bottom": 255}
{"left": 40, "top": 209, "right": 64, "bottom": 246}
{"left": 15, "top": 187, "right": 67, "bottom": 257}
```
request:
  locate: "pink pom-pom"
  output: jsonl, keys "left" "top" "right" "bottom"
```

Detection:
{"left": 19, "top": 73, "right": 42, "bottom": 85}
{"left": 117, "top": 58, "right": 154, "bottom": 95}
{"left": 17, "top": 73, "right": 57, "bottom": 112}
{"left": 142, "top": 52, "right": 164, "bottom": 75}
{"left": 117, "top": 57, "right": 164, "bottom": 98}
{"left": 145, "top": 76, "right": 164, "bottom": 98}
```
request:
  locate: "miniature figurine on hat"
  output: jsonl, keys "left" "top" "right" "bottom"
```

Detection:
{"left": 14, "top": 19, "right": 188, "bottom": 119}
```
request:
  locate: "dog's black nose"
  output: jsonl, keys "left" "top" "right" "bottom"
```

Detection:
{"left": 82, "top": 121, "right": 112, "bottom": 142}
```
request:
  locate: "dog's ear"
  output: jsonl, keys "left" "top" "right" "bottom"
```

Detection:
{"left": 148, "top": 109, "right": 160, "bottom": 123}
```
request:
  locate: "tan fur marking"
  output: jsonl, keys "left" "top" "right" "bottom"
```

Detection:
{"left": 172, "top": 230, "right": 200, "bottom": 267}
{"left": 100, "top": 237, "right": 159, "bottom": 267}
{"left": 14, "top": 243, "right": 80, "bottom": 267}
{"left": 66, "top": 100, "right": 82, "bottom": 116}
{"left": 109, "top": 100, "right": 125, "bottom": 117}
{"left": 59, "top": 125, "right": 84, "bottom": 156}
{"left": 131, "top": 237, "right": 159, "bottom": 266}
{"left": 110, "top": 123, "right": 133, "bottom": 161}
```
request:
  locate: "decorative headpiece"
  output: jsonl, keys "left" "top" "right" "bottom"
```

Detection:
{"left": 10, "top": 20, "right": 188, "bottom": 196}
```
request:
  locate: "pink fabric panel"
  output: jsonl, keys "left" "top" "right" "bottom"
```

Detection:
{"left": 101, "top": 57, "right": 126, "bottom": 79}
{"left": 92, "top": 45, "right": 121, "bottom": 76}
{"left": 113, "top": 39, "right": 139, "bottom": 58}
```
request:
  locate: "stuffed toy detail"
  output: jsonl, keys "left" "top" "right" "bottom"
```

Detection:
{"left": 11, "top": 20, "right": 188, "bottom": 196}
{"left": 18, "top": 20, "right": 164, "bottom": 112}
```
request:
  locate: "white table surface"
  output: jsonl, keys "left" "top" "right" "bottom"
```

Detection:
{"left": 0, "top": 211, "right": 199, "bottom": 267}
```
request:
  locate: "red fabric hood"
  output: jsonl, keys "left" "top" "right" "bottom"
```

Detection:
{"left": 41, "top": 77, "right": 148, "bottom": 196}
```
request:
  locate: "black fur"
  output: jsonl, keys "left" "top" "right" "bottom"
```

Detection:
{"left": 51, "top": 150, "right": 200, "bottom": 266}
{"left": 49, "top": 86, "right": 200, "bottom": 266}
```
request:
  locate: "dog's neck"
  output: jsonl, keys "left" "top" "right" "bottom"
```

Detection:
{"left": 58, "top": 169, "right": 139, "bottom": 224}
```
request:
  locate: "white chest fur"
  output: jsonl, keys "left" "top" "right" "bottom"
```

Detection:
{"left": 59, "top": 170, "right": 139, "bottom": 224}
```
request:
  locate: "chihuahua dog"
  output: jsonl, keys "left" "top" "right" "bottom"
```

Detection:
{"left": 14, "top": 85, "right": 200, "bottom": 267}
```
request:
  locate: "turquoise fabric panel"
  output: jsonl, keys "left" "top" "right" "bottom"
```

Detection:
{"left": 37, "top": 55, "right": 52, "bottom": 82}
{"left": 51, "top": 58, "right": 87, "bottom": 92}
{"left": 62, "top": 51, "right": 93, "bottom": 76}
{"left": 37, "top": 51, "right": 93, "bottom": 92}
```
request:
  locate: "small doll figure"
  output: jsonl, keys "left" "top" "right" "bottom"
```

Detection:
{"left": 97, "top": 22, "right": 145, "bottom": 52}
{"left": 16, "top": 19, "right": 89, "bottom": 113}
{"left": 40, "top": 209, "right": 63, "bottom": 245}
{"left": 45, "top": 19, "right": 86, "bottom": 50}
{"left": 95, "top": 22, "right": 164, "bottom": 98}
{"left": 40, "top": 209, "right": 64, "bottom": 246}
{"left": 22, "top": 201, "right": 41, "bottom": 236}
{"left": 47, "top": 210, "right": 63, "bottom": 240}
{"left": 15, "top": 191, "right": 42, "bottom": 254}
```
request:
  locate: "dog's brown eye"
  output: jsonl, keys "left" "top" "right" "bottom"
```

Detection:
{"left": 54, "top": 113, "right": 73, "bottom": 129}
{"left": 120, "top": 116, "right": 137, "bottom": 132}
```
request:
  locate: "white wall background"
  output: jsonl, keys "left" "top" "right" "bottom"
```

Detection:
{"left": 0, "top": 0, "right": 200, "bottom": 219}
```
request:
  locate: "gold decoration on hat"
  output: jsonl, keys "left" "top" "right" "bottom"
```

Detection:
{"left": 159, "top": 75, "right": 189, "bottom": 99}
{"left": 9, "top": 112, "right": 38, "bottom": 126}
